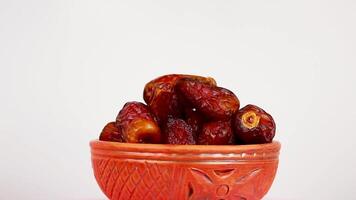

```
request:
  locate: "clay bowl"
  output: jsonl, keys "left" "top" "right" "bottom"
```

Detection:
{"left": 90, "top": 140, "right": 281, "bottom": 200}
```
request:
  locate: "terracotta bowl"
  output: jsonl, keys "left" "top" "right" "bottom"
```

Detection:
{"left": 90, "top": 140, "right": 281, "bottom": 200}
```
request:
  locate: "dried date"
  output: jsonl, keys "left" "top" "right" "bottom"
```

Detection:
{"left": 116, "top": 101, "right": 161, "bottom": 143}
{"left": 164, "top": 118, "right": 195, "bottom": 145}
{"left": 234, "top": 104, "right": 275, "bottom": 144}
{"left": 197, "top": 121, "right": 234, "bottom": 145}
{"left": 99, "top": 122, "right": 124, "bottom": 142}
{"left": 176, "top": 78, "right": 240, "bottom": 120}
{"left": 143, "top": 74, "right": 216, "bottom": 124}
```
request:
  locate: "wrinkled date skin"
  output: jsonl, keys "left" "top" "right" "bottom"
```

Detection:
{"left": 143, "top": 74, "right": 216, "bottom": 124}
{"left": 197, "top": 121, "right": 234, "bottom": 145}
{"left": 184, "top": 107, "right": 206, "bottom": 139}
{"left": 234, "top": 104, "right": 276, "bottom": 144}
{"left": 144, "top": 74, "right": 181, "bottom": 104}
{"left": 116, "top": 101, "right": 161, "bottom": 143}
{"left": 176, "top": 78, "right": 240, "bottom": 120}
{"left": 164, "top": 118, "right": 195, "bottom": 145}
{"left": 99, "top": 74, "right": 277, "bottom": 145}
{"left": 99, "top": 122, "right": 124, "bottom": 142}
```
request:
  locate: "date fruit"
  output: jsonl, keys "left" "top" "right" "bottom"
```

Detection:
{"left": 144, "top": 74, "right": 182, "bottom": 124}
{"left": 99, "top": 74, "right": 276, "bottom": 145}
{"left": 197, "top": 121, "right": 234, "bottom": 145}
{"left": 143, "top": 74, "right": 216, "bottom": 104}
{"left": 116, "top": 101, "right": 161, "bottom": 143}
{"left": 99, "top": 122, "right": 124, "bottom": 142}
{"left": 176, "top": 78, "right": 240, "bottom": 120}
{"left": 144, "top": 74, "right": 181, "bottom": 104}
{"left": 184, "top": 107, "right": 206, "bottom": 139}
{"left": 143, "top": 74, "right": 216, "bottom": 124}
{"left": 164, "top": 118, "right": 195, "bottom": 145}
{"left": 234, "top": 104, "right": 275, "bottom": 144}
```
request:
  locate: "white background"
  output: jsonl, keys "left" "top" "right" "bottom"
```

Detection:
{"left": 1, "top": 0, "right": 355, "bottom": 199}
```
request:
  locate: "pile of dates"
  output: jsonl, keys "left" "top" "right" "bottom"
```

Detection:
{"left": 99, "top": 74, "right": 276, "bottom": 145}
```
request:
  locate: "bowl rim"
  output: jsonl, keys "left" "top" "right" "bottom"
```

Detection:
{"left": 90, "top": 140, "right": 281, "bottom": 154}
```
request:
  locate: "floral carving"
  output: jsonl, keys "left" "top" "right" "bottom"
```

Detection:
{"left": 187, "top": 167, "right": 262, "bottom": 199}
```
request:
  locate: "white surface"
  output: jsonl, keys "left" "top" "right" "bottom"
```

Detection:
{"left": 1, "top": 0, "right": 355, "bottom": 199}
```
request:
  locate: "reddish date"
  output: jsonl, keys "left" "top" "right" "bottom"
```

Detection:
{"left": 144, "top": 74, "right": 216, "bottom": 104}
{"left": 144, "top": 74, "right": 181, "bottom": 104}
{"left": 176, "top": 78, "right": 240, "bottom": 120}
{"left": 164, "top": 118, "right": 195, "bottom": 145}
{"left": 197, "top": 121, "right": 234, "bottom": 145}
{"left": 143, "top": 74, "right": 216, "bottom": 124}
{"left": 116, "top": 101, "right": 161, "bottom": 143}
{"left": 234, "top": 104, "right": 275, "bottom": 144}
{"left": 99, "top": 74, "right": 276, "bottom": 146}
{"left": 184, "top": 107, "right": 206, "bottom": 139}
{"left": 99, "top": 122, "right": 124, "bottom": 142}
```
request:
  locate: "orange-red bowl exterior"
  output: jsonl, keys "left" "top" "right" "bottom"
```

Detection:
{"left": 90, "top": 140, "right": 281, "bottom": 200}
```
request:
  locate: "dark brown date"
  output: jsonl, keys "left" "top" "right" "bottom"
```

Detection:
{"left": 184, "top": 107, "right": 206, "bottom": 139}
{"left": 176, "top": 78, "right": 240, "bottom": 120}
{"left": 197, "top": 121, "right": 234, "bottom": 145}
{"left": 164, "top": 118, "right": 195, "bottom": 145}
{"left": 99, "top": 122, "right": 124, "bottom": 142}
{"left": 143, "top": 74, "right": 216, "bottom": 124}
{"left": 234, "top": 104, "right": 275, "bottom": 144}
{"left": 116, "top": 101, "right": 161, "bottom": 143}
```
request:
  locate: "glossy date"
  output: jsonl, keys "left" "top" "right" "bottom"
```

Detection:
{"left": 234, "top": 104, "right": 276, "bottom": 144}
{"left": 116, "top": 101, "right": 161, "bottom": 143}
{"left": 176, "top": 78, "right": 240, "bottom": 120}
